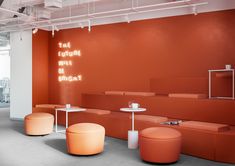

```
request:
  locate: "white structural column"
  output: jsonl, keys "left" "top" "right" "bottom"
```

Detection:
{"left": 10, "top": 30, "right": 32, "bottom": 120}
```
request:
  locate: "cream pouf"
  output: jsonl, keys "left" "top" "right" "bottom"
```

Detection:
{"left": 66, "top": 123, "right": 105, "bottom": 155}
{"left": 24, "top": 113, "right": 54, "bottom": 135}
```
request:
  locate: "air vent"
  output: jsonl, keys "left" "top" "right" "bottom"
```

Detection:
{"left": 44, "top": 0, "right": 62, "bottom": 9}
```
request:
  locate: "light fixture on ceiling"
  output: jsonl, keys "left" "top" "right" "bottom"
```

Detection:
{"left": 20, "top": 31, "right": 23, "bottom": 41}
{"left": 88, "top": 20, "right": 91, "bottom": 32}
{"left": 124, "top": 15, "right": 130, "bottom": 23}
{"left": 79, "top": 22, "right": 84, "bottom": 29}
{"left": 32, "top": 28, "right": 38, "bottom": 34}
{"left": 51, "top": 25, "right": 59, "bottom": 37}
{"left": 192, "top": 5, "right": 198, "bottom": 15}
{"left": 54, "top": 25, "right": 59, "bottom": 32}
{"left": 52, "top": 26, "right": 55, "bottom": 37}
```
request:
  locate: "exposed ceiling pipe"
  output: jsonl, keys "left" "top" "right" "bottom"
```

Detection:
{"left": 88, "top": 0, "right": 191, "bottom": 17}
{"left": 15, "top": 0, "right": 100, "bottom": 8}
{"left": 0, "top": 0, "right": 193, "bottom": 30}
{"left": 89, "top": 2, "right": 208, "bottom": 21}
{"left": 0, "top": 19, "right": 91, "bottom": 33}
{"left": 0, "top": 1, "right": 208, "bottom": 34}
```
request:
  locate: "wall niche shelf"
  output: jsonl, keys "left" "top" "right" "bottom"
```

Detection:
{"left": 208, "top": 69, "right": 234, "bottom": 100}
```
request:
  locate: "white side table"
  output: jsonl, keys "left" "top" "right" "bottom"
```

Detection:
{"left": 55, "top": 107, "right": 86, "bottom": 133}
{"left": 208, "top": 69, "right": 234, "bottom": 99}
{"left": 120, "top": 107, "right": 146, "bottom": 149}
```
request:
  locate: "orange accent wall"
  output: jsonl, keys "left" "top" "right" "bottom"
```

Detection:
{"left": 33, "top": 30, "right": 49, "bottom": 106}
{"left": 33, "top": 10, "right": 235, "bottom": 106}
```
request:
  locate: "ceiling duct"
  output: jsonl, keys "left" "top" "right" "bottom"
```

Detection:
{"left": 44, "top": 0, "right": 62, "bottom": 9}
{"left": 37, "top": 9, "right": 51, "bottom": 19}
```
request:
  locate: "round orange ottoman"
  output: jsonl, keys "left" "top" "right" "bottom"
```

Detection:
{"left": 24, "top": 113, "right": 54, "bottom": 135}
{"left": 139, "top": 127, "right": 182, "bottom": 163}
{"left": 66, "top": 123, "right": 105, "bottom": 155}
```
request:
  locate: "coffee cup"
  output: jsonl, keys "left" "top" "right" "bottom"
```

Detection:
{"left": 66, "top": 104, "right": 71, "bottom": 109}
{"left": 225, "top": 64, "right": 232, "bottom": 70}
{"left": 131, "top": 103, "right": 139, "bottom": 109}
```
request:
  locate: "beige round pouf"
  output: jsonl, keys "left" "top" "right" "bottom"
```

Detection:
{"left": 24, "top": 113, "right": 54, "bottom": 135}
{"left": 66, "top": 123, "right": 105, "bottom": 155}
{"left": 139, "top": 127, "right": 182, "bottom": 163}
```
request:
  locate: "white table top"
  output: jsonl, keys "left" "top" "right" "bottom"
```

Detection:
{"left": 55, "top": 107, "right": 86, "bottom": 112}
{"left": 120, "top": 108, "right": 146, "bottom": 113}
{"left": 208, "top": 69, "right": 234, "bottom": 72}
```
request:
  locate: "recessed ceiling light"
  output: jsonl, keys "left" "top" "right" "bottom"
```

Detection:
{"left": 124, "top": 15, "right": 130, "bottom": 23}
{"left": 192, "top": 5, "right": 198, "bottom": 15}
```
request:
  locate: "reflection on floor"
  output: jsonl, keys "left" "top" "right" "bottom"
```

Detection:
{"left": 0, "top": 108, "right": 233, "bottom": 166}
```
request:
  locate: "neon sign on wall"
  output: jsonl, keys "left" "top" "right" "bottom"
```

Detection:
{"left": 57, "top": 42, "right": 82, "bottom": 82}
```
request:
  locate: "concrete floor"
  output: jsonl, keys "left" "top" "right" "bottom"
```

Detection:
{"left": 0, "top": 108, "right": 234, "bottom": 166}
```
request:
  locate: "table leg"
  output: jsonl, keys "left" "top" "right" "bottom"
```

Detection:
{"left": 55, "top": 110, "right": 58, "bottom": 132}
{"left": 132, "top": 112, "right": 134, "bottom": 131}
{"left": 209, "top": 71, "right": 211, "bottom": 98}
{"left": 233, "top": 70, "right": 234, "bottom": 99}
{"left": 66, "top": 111, "right": 68, "bottom": 128}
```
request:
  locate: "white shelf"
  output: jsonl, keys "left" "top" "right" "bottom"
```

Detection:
{"left": 208, "top": 69, "right": 234, "bottom": 100}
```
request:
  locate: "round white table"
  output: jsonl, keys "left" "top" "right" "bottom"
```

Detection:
{"left": 120, "top": 107, "right": 146, "bottom": 149}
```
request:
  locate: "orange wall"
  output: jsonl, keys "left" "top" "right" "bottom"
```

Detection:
{"left": 36, "top": 9, "right": 235, "bottom": 105}
{"left": 33, "top": 30, "right": 49, "bottom": 106}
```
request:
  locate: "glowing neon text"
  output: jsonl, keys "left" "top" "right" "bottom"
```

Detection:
{"left": 58, "top": 42, "right": 71, "bottom": 48}
{"left": 58, "top": 60, "right": 72, "bottom": 66}
{"left": 58, "top": 50, "right": 81, "bottom": 57}
{"left": 58, "top": 75, "right": 82, "bottom": 82}
{"left": 57, "top": 42, "right": 82, "bottom": 82}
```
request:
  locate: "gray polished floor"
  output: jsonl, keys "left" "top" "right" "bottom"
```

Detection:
{"left": 0, "top": 108, "right": 233, "bottom": 166}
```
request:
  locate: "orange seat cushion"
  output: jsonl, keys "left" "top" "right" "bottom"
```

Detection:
{"left": 139, "top": 127, "right": 181, "bottom": 163}
{"left": 179, "top": 121, "right": 230, "bottom": 132}
{"left": 124, "top": 92, "right": 155, "bottom": 96}
{"left": 85, "top": 109, "right": 111, "bottom": 115}
{"left": 25, "top": 112, "right": 54, "bottom": 120}
{"left": 24, "top": 113, "right": 54, "bottom": 135}
{"left": 35, "top": 104, "right": 64, "bottom": 109}
{"left": 168, "top": 93, "right": 207, "bottom": 99}
{"left": 140, "top": 127, "right": 181, "bottom": 139}
{"left": 132, "top": 115, "right": 168, "bottom": 123}
{"left": 104, "top": 91, "right": 125, "bottom": 95}
{"left": 66, "top": 123, "right": 105, "bottom": 155}
{"left": 67, "top": 123, "right": 104, "bottom": 133}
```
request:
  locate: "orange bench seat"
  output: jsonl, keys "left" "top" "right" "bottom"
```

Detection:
{"left": 168, "top": 93, "right": 207, "bottom": 99}
{"left": 179, "top": 121, "right": 230, "bottom": 132}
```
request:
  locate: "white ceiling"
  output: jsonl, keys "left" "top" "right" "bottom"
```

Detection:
{"left": 0, "top": 0, "right": 234, "bottom": 34}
